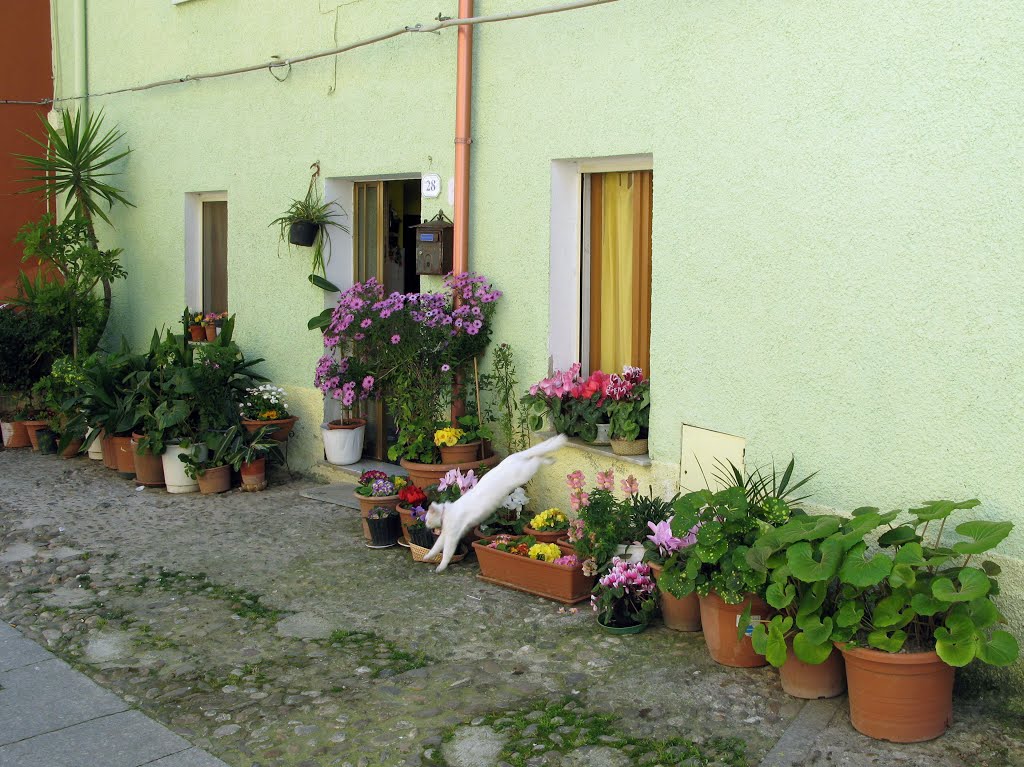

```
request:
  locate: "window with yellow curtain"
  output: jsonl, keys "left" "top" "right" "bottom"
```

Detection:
{"left": 587, "top": 170, "right": 652, "bottom": 374}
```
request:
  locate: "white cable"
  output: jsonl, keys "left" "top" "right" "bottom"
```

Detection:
{"left": 30, "top": 0, "right": 619, "bottom": 106}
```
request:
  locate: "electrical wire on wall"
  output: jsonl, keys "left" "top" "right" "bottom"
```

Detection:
{"left": 0, "top": 0, "right": 619, "bottom": 107}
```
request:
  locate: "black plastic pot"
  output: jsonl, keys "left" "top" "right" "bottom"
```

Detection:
{"left": 409, "top": 525, "right": 438, "bottom": 549}
{"left": 36, "top": 429, "right": 58, "bottom": 455}
{"left": 368, "top": 514, "right": 401, "bottom": 547}
{"left": 289, "top": 220, "right": 320, "bottom": 247}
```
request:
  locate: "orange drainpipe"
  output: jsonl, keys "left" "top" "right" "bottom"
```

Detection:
{"left": 452, "top": 0, "right": 473, "bottom": 276}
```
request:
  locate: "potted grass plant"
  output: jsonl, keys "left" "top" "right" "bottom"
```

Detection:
{"left": 271, "top": 162, "right": 347, "bottom": 277}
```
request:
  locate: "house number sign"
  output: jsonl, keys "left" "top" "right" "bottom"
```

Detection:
{"left": 422, "top": 173, "right": 442, "bottom": 199}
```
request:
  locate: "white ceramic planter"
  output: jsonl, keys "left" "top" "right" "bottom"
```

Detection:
{"left": 614, "top": 543, "right": 646, "bottom": 564}
{"left": 0, "top": 422, "right": 12, "bottom": 446}
{"left": 591, "top": 422, "right": 612, "bottom": 445}
{"left": 161, "top": 443, "right": 209, "bottom": 493}
{"left": 86, "top": 427, "right": 104, "bottom": 460}
{"left": 322, "top": 423, "right": 365, "bottom": 465}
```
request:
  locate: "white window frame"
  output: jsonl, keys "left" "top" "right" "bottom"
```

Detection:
{"left": 549, "top": 154, "right": 653, "bottom": 373}
{"left": 184, "top": 191, "right": 227, "bottom": 312}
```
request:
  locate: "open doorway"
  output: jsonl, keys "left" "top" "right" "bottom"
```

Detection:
{"left": 352, "top": 178, "right": 422, "bottom": 460}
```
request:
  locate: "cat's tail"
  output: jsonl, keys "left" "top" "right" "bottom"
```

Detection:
{"left": 518, "top": 433, "right": 569, "bottom": 461}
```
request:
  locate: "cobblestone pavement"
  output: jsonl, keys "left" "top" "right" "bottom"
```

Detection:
{"left": 0, "top": 450, "right": 1021, "bottom": 767}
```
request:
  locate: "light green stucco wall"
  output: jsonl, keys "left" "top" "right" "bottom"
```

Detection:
{"left": 53, "top": 0, "right": 1023, "bottom": 675}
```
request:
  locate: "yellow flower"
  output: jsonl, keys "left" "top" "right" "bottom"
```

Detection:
{"left": 259, "top": 410, "right": 279, "bottom": 420}
{"left": 529, "top": 508, "right": 567, "bottom": 531}
{"left": 394, "top": 476, "right": 408, "bottom": 490}
{"left": 529, "top": 543, "right": 562, "bottom": 562}
{"left": 433, "top": 427, "right": 465, "bottom": 447}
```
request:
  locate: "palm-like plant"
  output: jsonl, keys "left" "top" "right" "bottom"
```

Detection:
{"left": 18, "top": 108, "right": 133, "bottom": 238}
{"left": 17, "top": 109, "right": 133, "bottom": 346}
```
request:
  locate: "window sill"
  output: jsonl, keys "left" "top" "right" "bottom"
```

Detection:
{"left": 533, "top": 431, "right": 651, "bottom": 467}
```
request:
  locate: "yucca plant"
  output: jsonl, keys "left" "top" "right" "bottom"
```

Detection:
{"left": 16, "top": 109, "right": 133, "bottom": 353}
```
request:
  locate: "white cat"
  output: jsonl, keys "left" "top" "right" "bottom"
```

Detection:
{"left": 423, "top": 433, "right": 569, "bottom": 572}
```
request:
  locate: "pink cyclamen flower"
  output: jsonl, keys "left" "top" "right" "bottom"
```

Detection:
{"left": 390, "top": 334, "right": 401, "bottom": 344}
{"left": 647, "top": 518, "right": 684, "bottom": 557}
{"left": 441, "top": 364, "right": 450, "bottom": 372}
{"left": 596, "top": 469, "right": 614, "bottom": 491}
{"left": 621, "top": 474, "right": 640, "bottom": 495}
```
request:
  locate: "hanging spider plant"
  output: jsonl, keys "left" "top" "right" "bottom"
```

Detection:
{"left": 270, "top": 162, "right": 348, "bottom": 277}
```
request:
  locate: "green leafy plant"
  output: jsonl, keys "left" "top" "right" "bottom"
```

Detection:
{"left": 16, "top": 108, "right": 133, "bottom": 344}
{"left": 478, "top": 343, "right": 530, "bottom": 453}
{"left": 746, "top": 500, "right": 1019, "bottom": 669}
{"left": 225, "top": 426, "right": 280, "bottom": 470}
{"left": 270, "top": 162, "right": 347, "bottom": 277}
{"left": 179, "top": 426, "right": 243, "bottom": 479}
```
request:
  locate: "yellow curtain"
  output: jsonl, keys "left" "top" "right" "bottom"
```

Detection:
{"left": 590, "top": 171, "right": 652, "bottom": 374}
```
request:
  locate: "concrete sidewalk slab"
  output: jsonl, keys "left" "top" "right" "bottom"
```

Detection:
{"left": 0, "top": 658, "right": 128, "bottom": 745}
{"left": 0, "top": 634, "right": 52, "bottom": 672}
{"left": 0, "top": 710, "right": 193, "bottom": 767}
{"left": 300, "top": 483, "right": 361, "bottom": 508}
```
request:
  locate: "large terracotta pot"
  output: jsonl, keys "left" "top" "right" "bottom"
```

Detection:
{"left": 1, "top": 420, "right": 31, "bottom": 449}
{"left": 356, "top": 493, "right": 401, "bottom": 541}
{"left": 188, "top": 325, "right": 205, "bottom": 341}
{"left": 242, "top": 416, "right": 298, "bottom": 442}
{"left": 111, "top": 435, "right": 136, "bottom": 477}
{"left": 59, "top": 437, "right": 84, "bottom": 459}
{"left": 197, "top": 464, "right": 232, "bottom": 494}
{"left": 439, "top": 441, "right": 487, "bottom": 464}
{"left": 522, "top": 526, "right": 568, "bottom": 544}
{"left": 204, "top": 324, "right": 217, "bottom": 342}
{"left": 473, "top": 537, "right": 594, "bottom": 604}
{"left": 240, "top": 457, "right": 267, "bottom": 490}
{"left": 780, "top": 643, "right": 846, "bottom": 699}
{"left": 650, "top": 563, "right": 702, "bottom": 632}
{"left": 400, "top": 453, "right": 501, "bottom": 489}
{"left": 131, "top": 434, "right": 165, "bottom": 486}
{"left": 839, "top": 644, "right": 953, "bottom": 742}
{"left": 397, "top": 503, "right": 418, "bottom": 544}
{"left": 699, "top": 591, "right": 772, "bottom": 667}
{"left": 23, "top": 420, "right": 48, "bottom": 451}
{"left": 101, "top": 434, "right": 118, "bottom": 470}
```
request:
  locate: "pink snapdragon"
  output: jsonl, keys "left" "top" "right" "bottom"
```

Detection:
{"left": 620, "top": 474, "right": 640, "bottom": 495}
{"left": 596, "top": 469, "right": 614, "bottom": 491}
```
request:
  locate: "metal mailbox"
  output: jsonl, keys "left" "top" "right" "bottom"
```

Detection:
{"left": 413, "top": 213, "right": 454, "bottom": 275}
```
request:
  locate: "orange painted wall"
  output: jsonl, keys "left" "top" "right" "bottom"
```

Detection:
{"left": 0, "top": 2, "right": 52, "bottom": 301}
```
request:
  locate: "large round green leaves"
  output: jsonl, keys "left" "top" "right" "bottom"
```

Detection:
{"left": 932, "top": 567, "right": 990, "bottom": 603}
{"left": 839, "top": 542, "right": 892, "bottom": 587}
{"left": 976, "top": 631, "right": 1020, "bottom": 667}
{"left": 952, "top": 521, "right": 1014, "bottom": 556}
{"left": 787, "top": 537, "right": 844, "bottom": 582}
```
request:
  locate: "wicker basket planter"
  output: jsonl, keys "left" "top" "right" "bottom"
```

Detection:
{"left": 473, "top": 537, "right": 594, "bottom": 604}
{"left": 610, "top": 437, "right": 648, "bottom": 456}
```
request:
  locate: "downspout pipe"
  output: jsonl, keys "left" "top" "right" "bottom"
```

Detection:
{"left": 453, "top": 0, "right": 473, "bottom": 275}
{"left": 74, "top": 0, "right": 88, "bottom": 120}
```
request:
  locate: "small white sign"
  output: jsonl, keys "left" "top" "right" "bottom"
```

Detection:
{"left": 422, "top": 173, "right": 442, "bottom": 199}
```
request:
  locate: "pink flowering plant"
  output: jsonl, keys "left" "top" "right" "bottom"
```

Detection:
{"left": 605, "top": 366, "right": 651, "bottom": 442}
{"left": 591, "top": 558, "right": 658, "bottom": 628}
{"left": 522, "top": 364, "right": 612, "bottom": 442}
{"left": 565, "top": 468, "right": 638, "bottom": 571}
{"left": 314, "top": 273, "right": 501, "bottom": 462}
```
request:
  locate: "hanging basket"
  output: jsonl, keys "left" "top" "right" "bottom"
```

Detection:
{"left": 289, "top": 220, "right": 320, "bottom": 247}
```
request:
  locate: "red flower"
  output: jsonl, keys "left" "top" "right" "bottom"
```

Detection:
{"left": 399, "top": 485, "right": 428, "bottom": 506}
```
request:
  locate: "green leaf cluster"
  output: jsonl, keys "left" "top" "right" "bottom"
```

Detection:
{"left": 744, "top": 500, "right": 1019, "bottom": 669}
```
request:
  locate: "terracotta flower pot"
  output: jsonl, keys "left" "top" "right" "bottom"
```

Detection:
{"left": 107, "top": 435, "right": 135, "bottom": 477}
{"left": 839, "top": 644, "right": 954, "bottom": 742}
{"left": 397, "top": 503, "right": 419, "bottom": 544}
{"left": 131, "top": 434, "right": 165, "bottom": 486}
{"left": 439, "top": 441, "right": 488, "bottom": 464}
{"left": 188, "top": 325, "right": 205, "bottom": 341}
{"left": 205, "top": 324, "right": 217, "bottom": 342}
{"left": 240, "top": 457, "right": 267, "bottom": 490}
{"left": 473, "top": 537, "right": 594, "bottom": 604}
{"left": 23, "top": 420, "right": 48, "bottom": 451}
{"left": 356, "top": 493, "right": 401, "bottom": 541}
{"left": 699, "top": 591, "right": 772, "bottom": 668}
{"left": 101, "top": 434, "right": 118, "bottom": 470}
{"left": 779, "top": 643, "right": 846, "bottom": 699}
{"left": 522, "top": 526, "right": 568, "bottom": 544}
{"left": 242, "top": 416, "right": 298, "bottom": 442}
{"left": 59, "top": 437, "right": 84, "bottom": 459}
{"left": 197, "top": 464, "right": 232, "bottom": 494}
{"left": 1, "top": 420, "right": 31, "bottom": 449}
{"left": 649, "top": 562, "right": 702, "bottom": 632}
{"left": 400, "top": 453, "right": 501, "bottom": 489}
{"left": 328, "top": 418, "right": 366, "bottom": 430}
